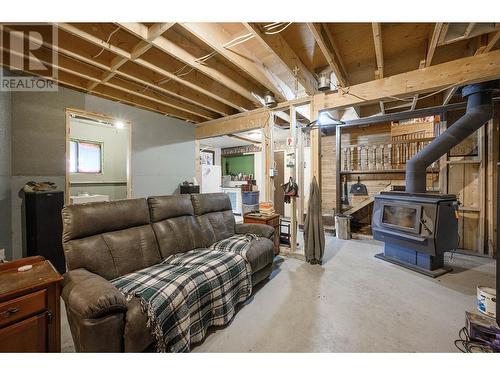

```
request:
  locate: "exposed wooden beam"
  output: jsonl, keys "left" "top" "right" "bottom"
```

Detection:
{"left": 244, "top": 23, "right": 318, "bottom": 95}
{"left": 371, "top": 23, "right": 384, "bottom": 79}
{"left": 196, "top": 49, "right": 500, "bottom": 138}
{"left": 426, "top": 23, "right": 444, "bottom": 67}
{"left": 227, "top": 134, "right": 261, "bottom": 145}
{"left": 179, "top": 22, "right": 287, "bottom": 102}
{"left": 485, "top": 30, "right": 500, "bottom": 53}
{"left": 20, "top": 26, "right": 234, "bottom": 116}
{"left": 118, "top": 22, "right": 263, "bottom": 106}
{"left": 438, "top": 23, "right": 449, "bottom": 44}
{"left": 306, "top": 23, "right": 348, "bottom": 87}
{"left": 196, "top": 109, "right": 270, "bottom": 139}
{"left": 321, "top": 48, "right": 500, "bottom": 110}
{"left": 147, "top": 23, "right": 175, "bottom": 42}
{"left": 0, "top": 47, "right": 206, "bottom": 123}
{"left": 1, "top": 30, "right": 214, "bottom": 122}
{"left": 464, "top": 23, "right": 476, "bottom": 38}
{"left": 56, "top": 23, "right": 252, "bottom": 112}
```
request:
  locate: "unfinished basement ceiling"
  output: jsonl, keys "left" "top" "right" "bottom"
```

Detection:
{"left": 1, "top": 22, "right": 499, "bottom": 124}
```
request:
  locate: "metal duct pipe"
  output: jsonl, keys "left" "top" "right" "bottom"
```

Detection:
{"left": 405, "top": 81, "right": 499, "bottom": 193}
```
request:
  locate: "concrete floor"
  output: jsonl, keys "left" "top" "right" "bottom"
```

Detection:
{"left": 61, "top": 236, "right": 496, "bottom": 352}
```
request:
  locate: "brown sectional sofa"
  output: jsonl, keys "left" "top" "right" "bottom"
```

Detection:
{"left": 61, "top": 193, "right": 275, "bottom": 352}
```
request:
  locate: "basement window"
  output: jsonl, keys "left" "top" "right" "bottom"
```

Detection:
{"left": 70, "top": 140, "right": 103, "bottom": 174}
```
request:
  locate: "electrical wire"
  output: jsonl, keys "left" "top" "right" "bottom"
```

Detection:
{"left": 92, "top": 26, "right": 120, "bottom": 59}
{"left": 454, "top": 326, "right": 494, "bottom": 353}
{"left": 264, "top": 22, "right": 292, "bottom": 35}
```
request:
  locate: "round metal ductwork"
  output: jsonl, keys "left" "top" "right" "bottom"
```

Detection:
{"left": 264, "top": 92, "right": 277, "bottom": 108}
{"left": 318, "top": 73, "right": 331, "bottom": 91}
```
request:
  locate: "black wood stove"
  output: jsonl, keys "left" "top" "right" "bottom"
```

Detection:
{"left": 372, "top": 191, "right": 459, "bottom": 277}
{"left": 372, "top": 80, "right": 499, "bottom": 277}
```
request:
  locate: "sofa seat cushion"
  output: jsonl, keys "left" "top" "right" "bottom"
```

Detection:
{"left": 210, "top": 235, "right": 274, "bottom": 274}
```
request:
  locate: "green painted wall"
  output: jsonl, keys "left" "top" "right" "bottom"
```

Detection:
{"left": 222, "top": 154, "right": 254, "bottom": 176}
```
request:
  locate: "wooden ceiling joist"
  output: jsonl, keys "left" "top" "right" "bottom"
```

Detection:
{"left": 1, "top": 49, "right": 205, "bottom": 122}
{"left": 3, "top": 26, "right": 216, "bottom": 122}
{"left": 40, "top": 32, "right": 235, "bottom": 116}
{"left": 1, "top": 47, "right": 206, "bottom": 123}
{"left": 306, "top": 23, "right": 348, "bottom": 87}
{"left": 117, "top": 22, "right": 264, "bottom": 106}
{"left": 371, "top": 23, "right": 384, "bottom": 79}
{"left": 426, "top": 23, "right": 444, "bottom": 67}
{"left": 178, "top": 22, "right": 286, "bottom": 102}
{"left": 244, "top": 23, "right": 318, "bottom": 95}
{"left": 55, "top": 23, "right": 252, "bottom": 113}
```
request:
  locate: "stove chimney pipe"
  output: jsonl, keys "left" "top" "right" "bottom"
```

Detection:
{"left": 405, "top": 80, "right": 499, "bottom": 193}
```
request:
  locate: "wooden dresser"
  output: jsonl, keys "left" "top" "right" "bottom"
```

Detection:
{"left": 243, "top": 213, "right": 281, "bottom": 255}
{"left": 0, "top": 256, "right": 63, "bottom": 352}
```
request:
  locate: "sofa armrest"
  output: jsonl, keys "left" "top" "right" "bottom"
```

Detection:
{"left": 62, "top": 268, "right": 127, "bottom": 319}
{"left": 235, "top": 223, "right": 275, "bottom": 239}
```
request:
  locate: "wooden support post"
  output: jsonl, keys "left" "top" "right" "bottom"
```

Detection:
{"left": 297, "top": 121, "right": 305, "bottom": 226}
{"left": 335, "top": 125, "right": 342, "bottom": 214}
{"left": 486, "top": 111, "right": 499, "bottom": 257}
{"left": 195, "top": 139, "right": 201, "bottom": 190}
{"left": 290, "top": 105, "right": 298, "bottom": 252}
{"left": 262, "top": 113, "right": 273, "bottom": 203}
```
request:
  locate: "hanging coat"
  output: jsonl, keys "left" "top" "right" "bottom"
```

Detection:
{"left": 304, "top": 176, "right": 325, "bottom": 264}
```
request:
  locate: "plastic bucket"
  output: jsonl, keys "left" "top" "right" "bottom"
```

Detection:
{"left": 477, "top": 286, "right": 496, "bottom": 318}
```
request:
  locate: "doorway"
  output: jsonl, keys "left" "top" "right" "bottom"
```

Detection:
{"left": 65, "top": 109, "right": 131, "bottom": 205}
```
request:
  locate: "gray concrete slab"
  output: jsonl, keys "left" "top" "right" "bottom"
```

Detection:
{"left": 60, "top": 236, "right": 496, "bottom": 352}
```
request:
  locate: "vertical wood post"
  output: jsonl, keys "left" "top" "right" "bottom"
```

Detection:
{"left": 335, "top": 125, "right": 342, "bottom": 214}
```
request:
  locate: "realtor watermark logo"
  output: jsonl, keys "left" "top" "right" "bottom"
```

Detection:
{"left": 0, "top": 24, "right": 58, "bottom": 91}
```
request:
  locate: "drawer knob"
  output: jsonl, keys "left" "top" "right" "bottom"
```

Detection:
{"left": 0, "top": 307, "right": 20, "bottom": 318}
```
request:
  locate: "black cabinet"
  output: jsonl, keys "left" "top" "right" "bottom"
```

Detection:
{"left": 24, "top": 191, "right": 65, "bottom": 274}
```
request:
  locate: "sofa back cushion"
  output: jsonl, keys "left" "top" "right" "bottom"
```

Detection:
{"left": 191, "top": 193, "right": 235, "bottom": 245}
{"left": 62, "top": 199, "right": 161, "bottom": 280}
{"left": 148, "top": 195, "right": 206, "bottom": 258}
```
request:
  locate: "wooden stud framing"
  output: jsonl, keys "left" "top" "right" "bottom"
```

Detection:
{"left": 118, "top": 23, "right": 263, "bottom": 106}
{"left": 307, "top": 23, "right": 348, "bottom": 87}
{"left": 244, "top": 23, "right": 318, "bottom": 95}
{"left": 55, "top": 23, "right": 252, "bottom": 113}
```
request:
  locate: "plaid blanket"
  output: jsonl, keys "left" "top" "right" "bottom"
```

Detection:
{"left": 208, "top": 233, "right": 257, "bottom": 262}
{"left": 111, "top": 248, "right": 252, "bottom": 352}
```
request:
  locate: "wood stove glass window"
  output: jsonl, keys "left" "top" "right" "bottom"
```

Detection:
{"left": 382, "top": 205, "right": 419, "bottom": 231}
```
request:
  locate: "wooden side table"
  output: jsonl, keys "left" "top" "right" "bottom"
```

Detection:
{"left": 0, "top": 256, "right": 63, "bottom": 352}
{"left": 244, "top": 213, "right": 281, "bottom": 255}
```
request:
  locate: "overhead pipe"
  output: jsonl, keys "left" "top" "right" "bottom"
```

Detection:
{"left": 405, "top": 80, "right": 499, "bottom": 193}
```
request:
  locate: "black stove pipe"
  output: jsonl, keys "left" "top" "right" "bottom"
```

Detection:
{"left": 405, "top": 81, "right": 499, "bottom": 193}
